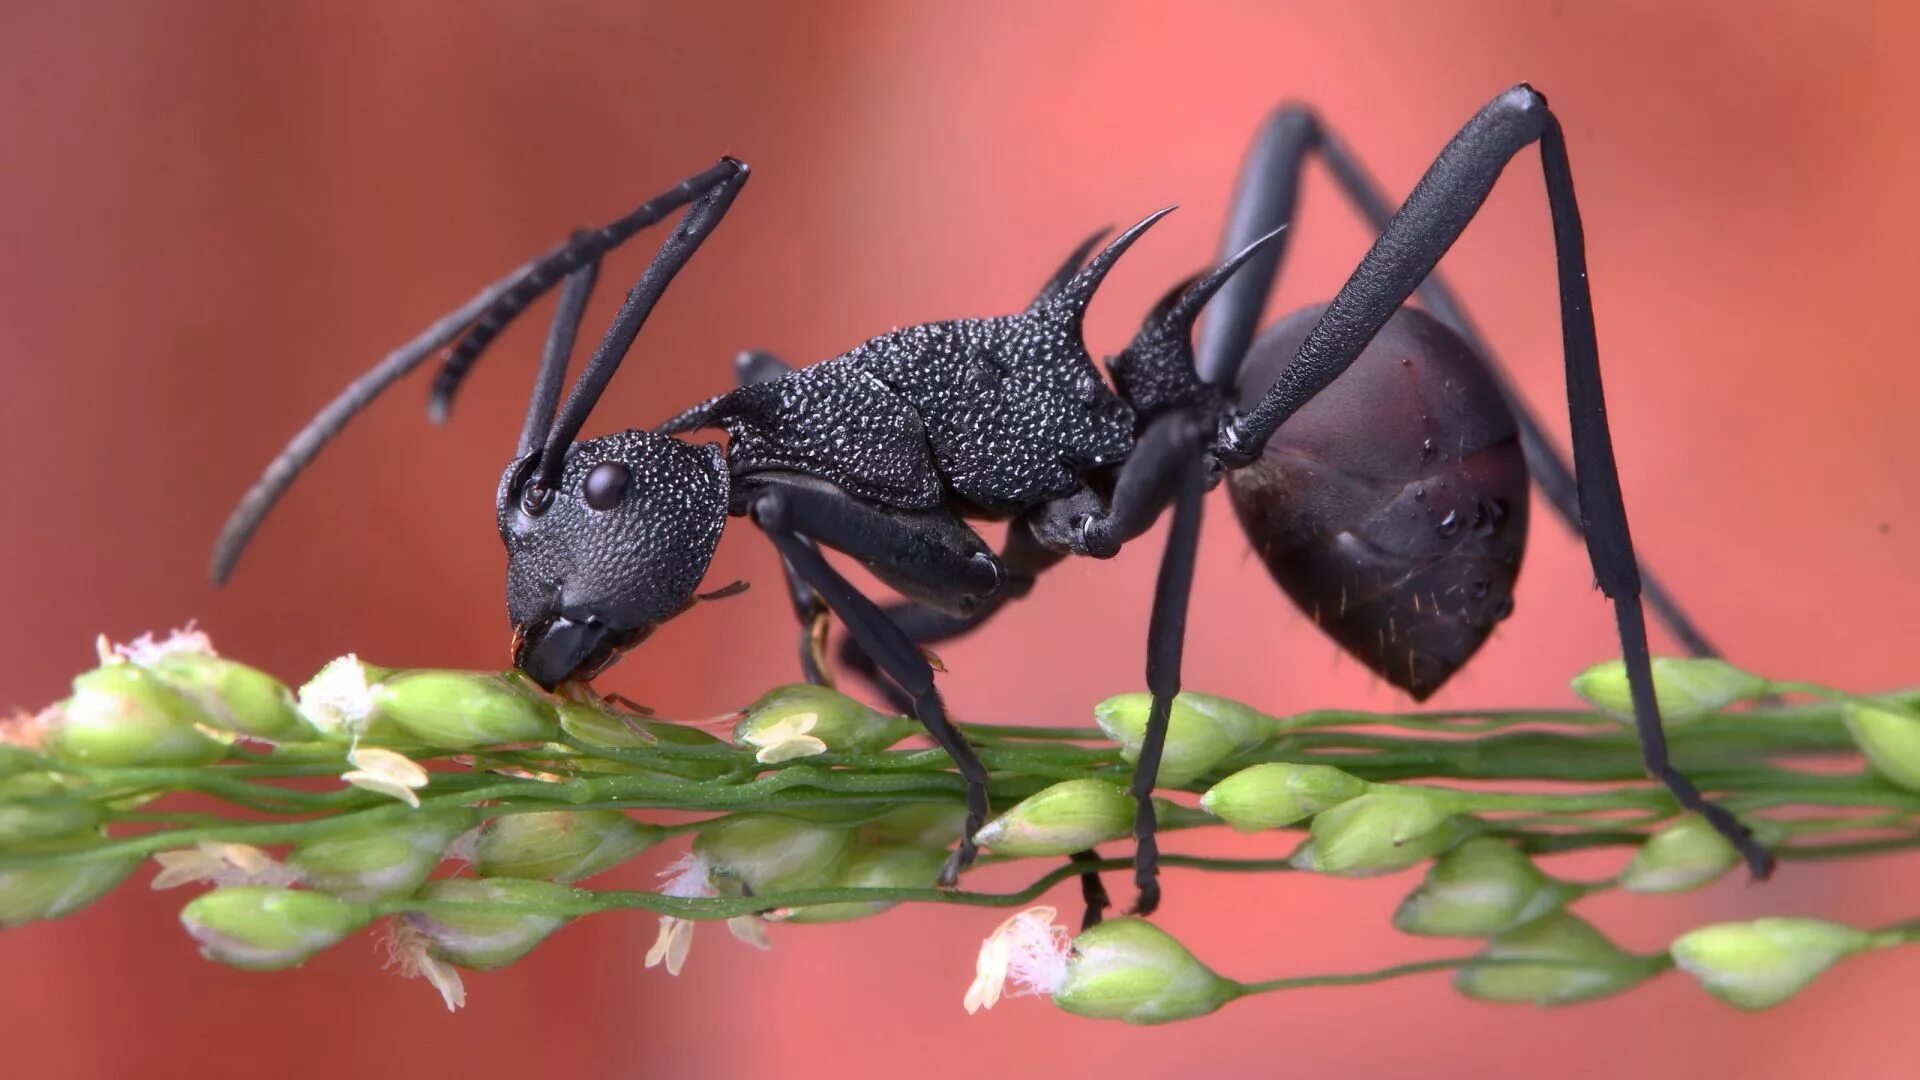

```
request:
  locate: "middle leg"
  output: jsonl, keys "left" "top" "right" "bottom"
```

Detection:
{"left": 745, "top": 481, "right": 1001, "bottom": 882}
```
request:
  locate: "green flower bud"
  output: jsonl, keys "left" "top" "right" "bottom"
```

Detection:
{"left": 694, "top": 814, "right": 850, "bottom": 894}
{"left": 855, "top": 803, "right": 968, "bottom": 848}
{"left": 1670, "top": 918, "right": 1874, "bottom": 1009}
{"left": 287, "top": 811, "right": 476, "bottom": 901}
{"left": 0, "top": 773, "right": 102, "bottom": 845}
{"left": 180, "top": 886, "right": 372, "bottom": 970}
{"left": 1843, "top": 702, "right": 1920, "bottom": 792}
{"left": 778, "top": 845, "right": 949, "bottom": 924}
{"left": 1052, "top": 917, "right": 1238, "bottom": 1024}
{"left": 1394, "top": 837, "right": 1571, "bottom": 937}
{"left": 733, "top": 684, "right": 915, "bottom": 762}
{"left": 1200, "top": 763, "right": 1366, "bottom": 832}
{"left": 974, "top": 779, "right": 1133, "bottom": 857}
{"left": 1621, "top": 813, "right": 1768, "bottom": 893}
{"left": 1094, "top": 691, "right": 1274, "bottom": 788}
{"left": 46, "top": 666, "right": 227, "bottom": 767}
{"left": 404, "top": 877, "right": 580, "bottom": 970}
{"left": 0, "top": 835, "right": 142, "bottom": 928}
{"left": 1454, "top": 911, "right": 1656, "bottom": 1005}
{"left": 1571, "top": 657, "right": 1769, "bottom": 725}
{"left": 1296, "top": 790, "right": 1464, "bottom": 876}
{"left": 472, "top": 810, "right": 664, "bottom": 883}
{"left": 556, "top": 703, "right": 732, "bottom": 781}
{"left": 372, "top": 672, "right": 557, "bottom": 750}
{"left": 147, "top": 653, "right": 314, "bottom": 743}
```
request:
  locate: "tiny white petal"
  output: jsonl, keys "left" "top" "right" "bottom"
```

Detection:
{"left": 151, "top": 841, "right": 296, "bottom": 889}
{"left": 965, "top": 932, "right": 1011, "bottom": 1014}
{"left": 151, "top": 848, "right": 223, "bottom": 890}
{"left": 646, "top": 917, "right": 696, "bottom": 975}
{"left": 343, "top": 745, "right": 430, "bottom": 809}
{"left": 419, "top": 953, "right": 467, "bottom": 1012}
{"left": 382, "top": 919, "right": 467, "bottom": 1011}
{"left": 727, "top": 916, "right": 773, "bottom": 951}
{"left": 754, "top": 734, "right": 829, "bottom": 764}
{"left": 344, "top": 771, "right": 422, "bottom": 808}
{"left": 746, "top": 712, "right": 829, "bottom": 764}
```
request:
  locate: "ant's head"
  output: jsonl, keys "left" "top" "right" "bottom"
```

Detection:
{"left": 497, "top": 430, "right": 729, "bottom": 690}
{"left": 207, "top": 161, "right": 753, "bottom": 691}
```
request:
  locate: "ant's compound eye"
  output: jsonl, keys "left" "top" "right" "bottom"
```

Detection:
{"left": 520, "top": 480, "right": 555, "bottom": 516}
{"left": 583, "top": 461, "right": 631, "bottom": 511}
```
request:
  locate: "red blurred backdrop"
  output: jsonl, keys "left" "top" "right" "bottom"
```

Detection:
{"left": 4, "top": 3, "right": 1918, "bottom": 1077}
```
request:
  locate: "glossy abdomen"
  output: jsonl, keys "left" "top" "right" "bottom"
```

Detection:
{"left": 1225, "top": 305, "right": 1529, "bottom": 699}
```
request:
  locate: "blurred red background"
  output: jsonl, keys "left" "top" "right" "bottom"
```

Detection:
{"left": 4, "top": 2, "right": 1918, "bottom": 1077}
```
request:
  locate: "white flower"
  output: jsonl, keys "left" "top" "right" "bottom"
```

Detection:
{"left": 299, "top": 655, "right": 381, "bottom": 739}
{"left": 382, "top": 919, "right": 466, "bottom": 1012}
{"left": 963, "top": 906, "right": 1071, "bottom": 1014}
{"left": 342, "top": 746, "right": 429, "bottom": 808}
{"left": 646, "top": 916, "right": 696, "bottom": 975}
{"left": 742, "top": 711, "right": 828, "bottom": 764}
{"left": 151, "top": 841, "right": 299, "bottom": 890}
{"left": 643, "top": 853, "right": 775, "bottom": 975}
{"left": 100, "top": 624, "right": 216, "bottom": 668}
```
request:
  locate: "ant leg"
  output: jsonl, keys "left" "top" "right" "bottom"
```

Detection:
{"left": 839, "top": 521, "right": 1065, "bottom": 709}
{"left": 1220, "top": 86, "right": 1771, "bottom": 877}
{"left": 1199, "top": 103, "right": 1718, "bottom": 657}
{"left": 1050, "top": 409, "right": 1213, "bottom": 914}
{"left": 1128, "top": 454, "right": 1206, "bottom": 916}
{"left": 747, "top": 484, "right": 1001, "bottom": 883}
{"left": 1069, "top": 849, "right": 1111, "bottom": 929}
{"left": 779, "top": 543, "right": 836, "bottom": 688}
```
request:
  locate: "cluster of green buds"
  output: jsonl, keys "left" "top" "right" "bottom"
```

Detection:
{"left": 697, "top": 805, "right": 958, "bottom": 924}
{"left": 9, "top": 630, "right": 1920, "bottom": 1025}
{"left": 1196, "top": 762, "right": 1471, "bottom": 876}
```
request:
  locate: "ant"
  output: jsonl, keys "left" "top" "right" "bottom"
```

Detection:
{"left": 212, "top": 84, "right": 1770, "bottom": 919}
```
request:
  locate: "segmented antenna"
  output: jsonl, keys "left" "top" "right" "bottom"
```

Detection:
{"left": 207, "top": 267, "right": 528, "bottom": 585}
{"left": 535, "top": 164, "right": 750, "bottom": 490}
{"left": 517, "top": 260, "right": 601, "bottom": 460}
{"left": 427, "top": 157, "right": 749, "bottom": 424}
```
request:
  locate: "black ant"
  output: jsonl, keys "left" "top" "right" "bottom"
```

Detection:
{"left": 212, "top": 85, "right": 1770, "bottom": 919}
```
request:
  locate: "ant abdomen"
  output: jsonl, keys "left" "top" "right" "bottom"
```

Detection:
{"left": 1225, "top": 305, "right": 1530, "bottom": 700}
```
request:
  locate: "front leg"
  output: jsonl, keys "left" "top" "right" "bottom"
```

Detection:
{"left": 1043, "top": 409, "right": 1214, "bottom": 915}
{"left": 746, "top": 484, "right": 998, "bottom": 883}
